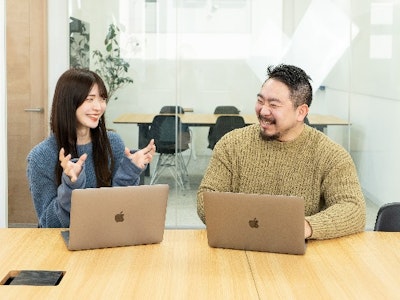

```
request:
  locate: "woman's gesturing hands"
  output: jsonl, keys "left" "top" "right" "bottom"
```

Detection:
{"left": 125, "top": 139, "right": 156, "bottom": 169}
{"left": 59, "top": 148, "right": 88, "bottom": 183}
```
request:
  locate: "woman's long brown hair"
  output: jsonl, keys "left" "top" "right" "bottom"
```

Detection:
{"left": 50, "top": 68, "right": 114, "bottom": 187}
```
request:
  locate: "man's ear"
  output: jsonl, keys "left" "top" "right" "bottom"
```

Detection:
{"left": 297, "top": 104, "right": 309, "bottom": 122}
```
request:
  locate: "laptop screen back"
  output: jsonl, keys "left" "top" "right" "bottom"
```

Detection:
{"left": 203, "top": 191, "right": 305, "bottom": 255}
{"left": 64, "top": 184, "right": 169, "bottom": 250}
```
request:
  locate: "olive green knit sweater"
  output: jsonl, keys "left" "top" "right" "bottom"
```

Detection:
{"left": 197, "top": 124, "right": 366, "bottom": 240}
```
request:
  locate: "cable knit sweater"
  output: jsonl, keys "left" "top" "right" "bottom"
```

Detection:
{"left": 197, "top": 124, "right": 366, "bottom": 240}
{"left": 27, "top": 131, "right": 144, "bottom": 228}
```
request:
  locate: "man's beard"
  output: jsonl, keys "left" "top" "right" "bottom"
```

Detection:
{"left": 258, "top": 116, "right": 280, "bottom": 141}
{"left": 259, "top": 129, "right": 280, "bottom": 141}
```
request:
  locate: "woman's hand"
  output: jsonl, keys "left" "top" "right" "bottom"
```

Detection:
{"left": 59, "top": 148, "right": 87, "bottom": 182}
{"left": 125, "top": 139, "right": 156, "bottom": 169}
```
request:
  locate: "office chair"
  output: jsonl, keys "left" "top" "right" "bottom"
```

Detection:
{"left": 148, "top": 115, "right": 191, "bottom": 188}
{"left": 213, "top": 106, "right": 240, "bottom": 114}
{"left": 159, "top": 105, "right": 185, "bottom": 114}
{"left": 208, "top": 115, "right": 246, "bottom": 150}
{"left": 208, "top": 106, "right": 240, "bottom": 147}
{"left": 374, "top": 202, "right": 400, "bottom": 232}
{"left": 160, "top": 105, "right": 197, "bottom": 161}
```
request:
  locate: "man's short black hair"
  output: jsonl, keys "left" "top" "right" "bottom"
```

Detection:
{"left": 266, "top": 64, "right": 313, "bottom": 108}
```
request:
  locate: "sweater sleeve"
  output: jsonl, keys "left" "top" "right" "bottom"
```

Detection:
{"left": 108, "top": 131, "right": 144, "bottom": 187}
{"left": 27, "top": 150, "right": 86, "bottom": 228}
{"left": 305, "top": 146, "right": 366, "bottom": 239}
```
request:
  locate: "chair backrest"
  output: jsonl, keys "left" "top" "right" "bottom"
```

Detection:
{"left": 374, "top": 202, "right": 400, "bottom": 232}
{"left": 213, "top": 106, "right": 240, "bottom": 114}
{"left": 149, "top": 115, "right": 190, "bottom": 153}
{"left": 208, "top": 115, "right": 245, "bottom": 150}
{"left": 160, "top": 106, "right": 185, "bottom": 114}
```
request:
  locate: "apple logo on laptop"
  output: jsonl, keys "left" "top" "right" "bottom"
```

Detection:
{"left": 249, "top": 218, "right": 259, "bottom": 228}
{"left": 115, "top": 211, "right": 124, "bottom": 222}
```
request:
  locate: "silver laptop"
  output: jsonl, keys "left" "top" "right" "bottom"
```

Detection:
{"left": 203, "top": 191, "right": 306, "bottom": 255}
{"left": 61, "top": 184, "right": 169, "bottom": 250}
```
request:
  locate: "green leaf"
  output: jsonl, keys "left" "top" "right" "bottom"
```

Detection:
{"left": 91, "top": 23, "right": 133, "bottom": 101}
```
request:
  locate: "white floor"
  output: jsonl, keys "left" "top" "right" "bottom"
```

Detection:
{"left": 144, "top": 153, "right": 207, "bottom": 229}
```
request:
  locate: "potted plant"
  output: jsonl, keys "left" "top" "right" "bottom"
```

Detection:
{"left": 92, "top": 24, "right": 133, "bottom": 101}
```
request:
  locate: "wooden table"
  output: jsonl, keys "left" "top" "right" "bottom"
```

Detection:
{"left": 114, "top": 113, "right": 349, "bottom": 183}
{"left": 113, "top": 113, "right": 349, "bottom": 127}
{"left": 0, "top": 229, "right": 399, "bottom": 299}
{"left": 0, "top": 229, "right": 257, "bottom": 299}
{"left": 114, "top": 113, "right": 259, "bottom": 181}
{"left": 114, "top": 113, "right": 257, "bottom": 126}
{"left": 113, "top": 113, "right": 349, "bottom": 146}
{"left": 247, "top": 232, "right": 400, "bottom": 299}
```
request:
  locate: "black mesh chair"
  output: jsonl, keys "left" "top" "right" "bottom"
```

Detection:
{"left": 148, "top": 115, "right": 191, "bottom": 188}
{"left": 208, "top": 115, "right": 245, "bottom": 150}
{"left": 374, "top": 202, "right": 400, "bottom": 232}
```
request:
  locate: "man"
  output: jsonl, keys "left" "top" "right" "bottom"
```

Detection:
{"left": 197, "top": 64, "right": 365, "bottom": 240}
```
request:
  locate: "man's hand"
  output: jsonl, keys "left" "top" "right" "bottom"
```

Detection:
{"left": 305, "top": 219, "right": 312, "bottom": 239}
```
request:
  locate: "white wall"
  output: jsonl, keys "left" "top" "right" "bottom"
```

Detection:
{"left": 0, "top": 0, "right": 7, "bottom": 228}
{"left": 48, "top": 0, "right": 69, "bottom": 113}
{"left": 323, "top": 0, "right": 400, "bottom": 206}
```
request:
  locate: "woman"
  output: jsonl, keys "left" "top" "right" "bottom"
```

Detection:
{"left": 27, "top": 68, "right": 155, "bottom": 228}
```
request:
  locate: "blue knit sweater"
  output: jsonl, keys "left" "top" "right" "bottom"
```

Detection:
{"left": 26, "top": 131, "right": 144, "bottom": 228}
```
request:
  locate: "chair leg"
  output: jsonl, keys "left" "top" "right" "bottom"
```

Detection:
{"left": 150, "top": 154, "right": 164, "bottom": 185}
{"left": 177, "top": 152, "right": 189, "bottom": 179}
{"left": 150, "top": 154, "right": 173, "bottom": 185}
{"left": 188, "top": 129, "right": 197, "bottom": 161}
{"left": 150, "top": 152, "right": 190, "bottom": 189}
{"left": 176, "top": 152, "right": 190, "bottom": 189}
{"left": 166, "top": 154, "right": 186, "bottom": 189}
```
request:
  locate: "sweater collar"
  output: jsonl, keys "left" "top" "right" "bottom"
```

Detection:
{"left": 257, "top": 124, "right": 311, "bottom": 149}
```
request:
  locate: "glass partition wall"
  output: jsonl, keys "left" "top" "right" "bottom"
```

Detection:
{"left": 67, "top": 0, "right": 400, "bottom": 229}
